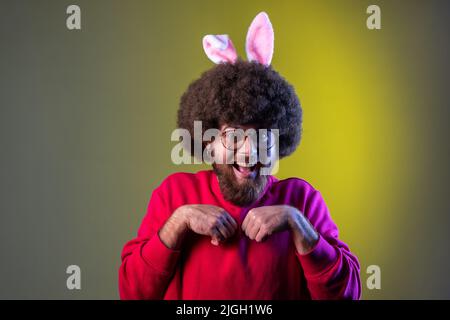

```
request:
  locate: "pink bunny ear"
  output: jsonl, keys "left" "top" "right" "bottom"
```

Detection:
{"left": 245, "top": 12, "right": 274, "bottom": 66}
{"left": 203, "top": 34, "right": 238, "bottom": 64}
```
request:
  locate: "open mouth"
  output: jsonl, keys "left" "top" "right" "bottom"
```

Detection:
{"left": 232, "top": 163, "right": 259, "bottom": 179}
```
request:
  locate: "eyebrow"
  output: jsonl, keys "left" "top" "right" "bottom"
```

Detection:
{"left": 223, "top": 124, "right": 257, "bottom": 130}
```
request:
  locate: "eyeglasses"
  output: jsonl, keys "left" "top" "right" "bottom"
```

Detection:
{"left": 220, "top": 128, "right": 276, "bottom": 151}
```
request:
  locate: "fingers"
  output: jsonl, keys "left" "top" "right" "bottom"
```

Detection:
{"left": 241, "top": 209, "right": 255, "bottom": 232}
{"left": 245, "top": 220, "right": 261, "bottom": 241}
{"left": 224, "top": 212, "right": 238, "bottom": 230}
{"left": 255, "top": 226, "right": 271, "bottom": 242}
{"left": 211, "top": 211, "right": 238, "bottom": 245}
{"left": 210, "top": 226, "right": 224, "bottom": 246}
{"left": 215, "top": 217, "right": 233, "bottom": 239}
{"left": 217, "top": 208, "right": 238, "bottom": 232}
{"left": 242, "top": 208, "right": 272, "bottom": 242}
{"left": 221, "top": 219, "right": 236, "bottom": 238}
{"left": 242, "top": 209, "right": 259, "bottom": 236}
{"left": 189, "top": 205, "right": 239, "bottom": 246}
{"left": 245, "top": 220, "right": 271, "bottom": 242}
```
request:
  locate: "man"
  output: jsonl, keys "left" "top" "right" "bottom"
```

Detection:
{"left": 119, "top": 12, "right": 361, "bottom": 300}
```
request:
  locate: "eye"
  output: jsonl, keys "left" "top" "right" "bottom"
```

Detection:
{"left": 260, "top": 132, "right": 268, "bottom": 141}
{"left": 223, "top": 130, "right": 238, "bottom": 143}
{"left": 224, "top": 130, "right": 236, "bottom": 140}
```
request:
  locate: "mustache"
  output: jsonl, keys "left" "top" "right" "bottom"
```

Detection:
{"left": 208, "top": 146, "right": 274, "bottom": 167}
{"left": 228, "top": 156, "right": 273, "bottom": 168}
{"left": 213, "top": 162, "right": 269, "bottom": 206}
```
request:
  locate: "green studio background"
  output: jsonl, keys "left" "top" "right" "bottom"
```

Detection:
{"left": 1, "top": 0, "right": 450, "bottom": 299}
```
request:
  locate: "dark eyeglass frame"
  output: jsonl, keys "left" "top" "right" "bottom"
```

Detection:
{"left": 220, "top": 128, "right": 276, "bottom": 151}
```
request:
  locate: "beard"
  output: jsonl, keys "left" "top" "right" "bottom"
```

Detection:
{"left": 212, "top": 163, "right": 269, "bottom": 207}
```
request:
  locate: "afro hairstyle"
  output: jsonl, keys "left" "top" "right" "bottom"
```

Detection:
{"left": 177, "top": 60, "right": 302, "bottom": 159}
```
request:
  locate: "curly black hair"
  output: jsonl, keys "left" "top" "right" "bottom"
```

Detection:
{"left": 177, "top": 60, "right": 302, "bottom": 158}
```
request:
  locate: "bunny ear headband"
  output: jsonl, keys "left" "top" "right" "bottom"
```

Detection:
{"left": 202, "top": 12, "right": 274, "bottom": 66}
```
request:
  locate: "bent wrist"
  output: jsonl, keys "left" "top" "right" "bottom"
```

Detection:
{"left": 159, "top": 206, "right": 190, "bottom": 250}
{"left": 287, "top": 207, "right": 319, "bottom": 255}
{"left": 286, "top": 206, "right": 302, "bottom": 229}
{"left": 171, "top": 205, "right": 190, "bottom": 230}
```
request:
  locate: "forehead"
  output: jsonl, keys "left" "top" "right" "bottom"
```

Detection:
{"left": 220, "top": 123, "right": 260, "bottom": 131}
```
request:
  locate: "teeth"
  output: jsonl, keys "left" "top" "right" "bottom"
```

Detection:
{"left": 235, "top": 164, "right": 256, "bottom": 173}
{"left": 236, "top": 163, "right": 255, "bottom": 168}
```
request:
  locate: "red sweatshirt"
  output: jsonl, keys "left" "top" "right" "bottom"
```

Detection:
{"left": 119, "top": 170, "right": 361, "bottom": 299}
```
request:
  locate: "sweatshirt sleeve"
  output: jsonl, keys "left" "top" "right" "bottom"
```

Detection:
{"left": 296, "top": 190, "right": 362, "bottom": 300}
{"left": 119, "top": 185, "right": 180, "bottom": 300}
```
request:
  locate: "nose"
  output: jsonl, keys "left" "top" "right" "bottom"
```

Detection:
{"left": 237, "top": 135, "right": 258, "bottom": 164}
